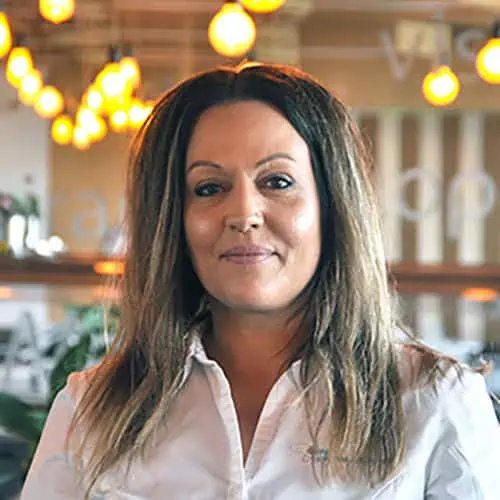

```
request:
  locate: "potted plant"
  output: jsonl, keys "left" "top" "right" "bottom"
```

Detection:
{"left": 0, "top": 193, "right": 34, "bottom": 258}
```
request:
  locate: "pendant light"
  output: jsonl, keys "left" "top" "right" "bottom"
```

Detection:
{"left": 39, "top": 0, "right": 75, "bottom": 25}
{"left": 0, "top": 10, "right": 12, "bottom": 59}
{"left": 208, "top": 1, "right": 256, "bottom": 58}
{"left": 476, "top": 21, "right": 500, "bottom": 84}
{"left": 422, "top": 65, "right": 460, "bottom": 107}
{"left": 240, "top": 0, "right": 286, "bottom": 14}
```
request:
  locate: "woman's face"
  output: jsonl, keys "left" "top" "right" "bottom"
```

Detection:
{"left": 184, "top": 100, "right": 321, "bottom": 314}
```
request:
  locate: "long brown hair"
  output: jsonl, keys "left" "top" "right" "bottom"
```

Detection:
{"left": 69, "top": 63, "right": 453, "bottom": 494}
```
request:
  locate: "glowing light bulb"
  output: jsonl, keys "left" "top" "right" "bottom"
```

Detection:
{"left": 96, "top": 62, "right": 128, "bottom": 99}
{"left": 51, "top": 115, "right": 73, "bottom": 145}
{"left": 83, "top": 86, "right": 105, "bottom": 114}
{"left": 208, "top": 2, "right": 256, "bottom": 58}
{"left": 0, "top": 12, "right": 12, "bottom": 59}
{"left": 422, "top": 65, "right": 460, "bottom": 107}
{"left": 39, "top": 0, "right": 75, "bottom": 25}
{"left": 128, "top": 99, "right": 148, "bottom": 130}
{"left": 109, "top": 109, "right": 129, "bottom": 133}
{"left": 72, "top": 126, "right": 91, "bottom": 150}
{"left": 476, "top": 37, "right": 500, "bottom": 84}
{"left": 119, "top": 56, "right": 141, "bottom": 89}
{"left": 241, "top": 0, "right": 286, "bottom": 14}
{"left": 34, "top": 86, "right": 65, "bottom": 118}
{"left": 90, "top": 115, "right": 107, "bottom": 142}
{"left": 6, "top": 47, "right": 33, "bottom": 89}
{"left": 77, "top": 107, "right": 107, "bottom": 142}
{"left": 76, "top": 106, "right": 96, "bottom": 126}
{"left": 18, "top": 70, "right": 43, "bottom": 106}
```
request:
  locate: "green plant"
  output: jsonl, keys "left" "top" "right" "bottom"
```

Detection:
{"left": 0, "top": 304, "right": 119, "bottom": 496}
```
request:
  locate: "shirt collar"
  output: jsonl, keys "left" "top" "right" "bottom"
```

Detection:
{"left": 178, "top": 329, "right": 212, "bottom": 388}
{"left": 187, "top": 331, "right": 210, "bottom": 364}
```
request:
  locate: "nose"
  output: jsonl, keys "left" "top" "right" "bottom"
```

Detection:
{"left": 226, "top": 212, "right": 263, "bottom": 233}
{"left": 224, "top": 179, "right": 263, "bottom": 233}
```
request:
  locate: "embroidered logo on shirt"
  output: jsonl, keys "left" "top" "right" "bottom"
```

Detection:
{"left": 307, "top": 446, "right": 329, "bottom": 464}
{"left": 292, "top": 444, "right": 330, "bottom": 464}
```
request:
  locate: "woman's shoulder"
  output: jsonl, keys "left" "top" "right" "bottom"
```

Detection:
{"left": 398, "top": 343, "right": 500, "bottom": 497}
{"left": 64, "top": 364, "right": 102, "bottom": 406}
{"left": 398, "top": 342, "right": 494, "bottom": 419}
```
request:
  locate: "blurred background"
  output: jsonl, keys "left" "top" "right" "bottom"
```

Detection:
{"left": 1, "top": 0, "right": 500, "bottom": 497}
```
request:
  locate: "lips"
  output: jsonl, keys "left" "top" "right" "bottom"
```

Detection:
{"left": 221, "top": 245, "right": 275, "bottom": 264}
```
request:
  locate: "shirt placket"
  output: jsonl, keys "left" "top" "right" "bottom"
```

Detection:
{"left": 244, "top": 367, "right": 299, "bottom": 481}
{"left": 202, "top": 360, "right": 248, "bottom": 500}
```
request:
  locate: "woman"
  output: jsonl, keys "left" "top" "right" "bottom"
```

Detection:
{"left": 22, "top": 63, "right": 499, "bottom": 499}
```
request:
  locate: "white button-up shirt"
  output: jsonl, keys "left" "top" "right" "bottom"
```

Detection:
{"left": 21, "top": 338, "right": 500, "bottom": 499}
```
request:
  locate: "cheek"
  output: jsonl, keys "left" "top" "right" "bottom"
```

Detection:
{"left": 289, "top": 199, "right": 321, "bottom": 243}
{"left": 185, "top": 209, "right": 218, "bottom": 257}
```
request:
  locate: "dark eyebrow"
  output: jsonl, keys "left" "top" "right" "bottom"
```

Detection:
{"left": 186, "top": 153, "right": 295, "bottom": 173}
{"left": 186, "top": 160, "right": 222, "bottom": 173}
{"left": 255, "top": 153, "right": 296, "bottom": 167}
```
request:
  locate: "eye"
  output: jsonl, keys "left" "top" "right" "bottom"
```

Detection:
{"left": 194, "top": 182, "right": 223, "bottom": 197}
{"left": 262, "top": 175, "right": 295, "bottom": 190}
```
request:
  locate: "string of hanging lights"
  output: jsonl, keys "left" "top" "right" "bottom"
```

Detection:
{"left": 4, "top": 0, "right": 500, "bottom": 129}
{"left": 48, "top": 0, "right": 290, "bottom": 150}
{"left": 421, "top": 18, "right": 500, "bottom": 107}
{"left": 65, "top": 46, "right": 154, "bottom": 150}
{"left": 0, "top": 34, "right": 154, "bottom": 150}
{"left": 51, "top": 45, "right": 154, "bottom": 150}
{"left": 0, "top": 2, "right": 154, "bottom": 151}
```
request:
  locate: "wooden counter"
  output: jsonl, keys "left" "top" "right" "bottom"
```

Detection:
{"left": 0, "top": 254, "right": 112, "bottom": 286}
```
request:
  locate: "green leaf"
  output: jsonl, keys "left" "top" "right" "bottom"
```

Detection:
{"left": 25, "top": 194, "right": 40, "bottom": 217}
{"left": 9, "top": 195, "right": 27, "bottom": 216}
{"left": 63, "top": 304, "right": 94, "bottom": 319}
{"left": 80, "top": 307, "right": 105, "bottom": 335}
{"left": 49, "top": 334, "right": 91, "bottom": 404}
{"left": 0, "top": 393, "right": 46, "bottom": 443}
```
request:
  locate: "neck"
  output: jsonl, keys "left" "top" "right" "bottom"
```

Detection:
{"left": 204, "top": 304, "right": 306, "bottom": 382}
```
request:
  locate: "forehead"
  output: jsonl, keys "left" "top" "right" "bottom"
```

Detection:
{"left": 186, "top": 100, "right": 307, "bottom": 162}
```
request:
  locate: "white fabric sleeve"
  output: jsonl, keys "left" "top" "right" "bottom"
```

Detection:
{"left": 425, "top": 370, "right": 500, "bottom": 500}
{"left": 20, "top": 373, "right": 86, "bottom": 499}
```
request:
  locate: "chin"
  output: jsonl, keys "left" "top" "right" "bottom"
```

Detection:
{"left": 216, "top": 292, "right": 285, "bottom": 314}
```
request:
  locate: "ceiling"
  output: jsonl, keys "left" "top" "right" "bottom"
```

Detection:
{"left": 2, "top": 0, "right": 500, "bottom": 97}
